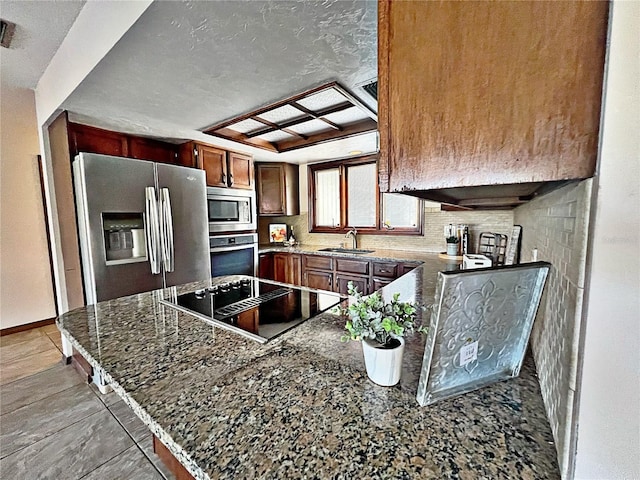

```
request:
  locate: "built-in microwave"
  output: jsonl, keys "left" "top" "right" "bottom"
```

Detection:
{"left": 207, "top": 186, "right": 257, "bottom": 233}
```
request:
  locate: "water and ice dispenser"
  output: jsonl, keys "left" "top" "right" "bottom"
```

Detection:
{"left": 102, "top": 213, "right": 147, "bottom": 264}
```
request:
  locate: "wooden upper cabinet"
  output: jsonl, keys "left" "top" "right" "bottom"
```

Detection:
{"left": 129, "top": 137, "right": 178, "bottom": 164}
{"left": 228, "top": 152, "right": 254, "bottom": 190}
{"left": 197, "top": 144, "right": 228, "bottom": 187}
{"left": 68, "top": 123, "right": 128, "bottom": 158}
{"left": 378, "top": 0, "right": 609, "bottom": 194}
{"left": 68, "top": 122, "right": 180, "bottom": 165}
{"left": 180, "top": 141, "right": 254, "bottom": 189}
{"left": 256, "top": 163, "right": 300, "bottom": 216}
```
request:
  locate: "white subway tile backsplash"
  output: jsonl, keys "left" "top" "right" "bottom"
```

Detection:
{"left": 514, "top": 179, "right": 593, "bottom": 479}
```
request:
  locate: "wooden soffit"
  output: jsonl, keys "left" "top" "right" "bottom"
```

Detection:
{"left": 202, "top": 82, "right": 377, "bottom": 153}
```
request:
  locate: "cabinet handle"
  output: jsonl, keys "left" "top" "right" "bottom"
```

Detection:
{"left": 228, "top": 173, "right": 234, "bottom": 186}
{"left": 328, "top": 276, "right": 332, "bottom": 287}
{"left": 379, "top": 269, "right": 388, "bottom": 273}
{"left": 221, "top": 173, "right": 227, "bottom": 184}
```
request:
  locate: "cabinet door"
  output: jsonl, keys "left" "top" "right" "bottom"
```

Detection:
{"left": 273, "top": 253, "right": 301, "bottom": 285}
{"left": 228, "top": 152, "right": 254, "bottom": 189}
{"left": 257, "top": 164, "right": 286, "bottom": 215}
{"left": 258, "top": 253, "right": 274, "bottom": 280}
{"left": 197, "top": 144, "right": 227, "bottom": 187}
{"left": 273, "top": 253, "right": 289, "bottom": 283}
{"left": 69, "top": 123, "right": 128, "bottom": 157}
{"left": 304, "top": 270, "right": 333, "bottom": 291}
{"left": 336, "top": 274, "right": 368, "bottom": 296}
{"left": 288, "top": 254, "right": 302, "bottom": 286}
{"left": 129, "top": 137, "right": 178, "bottom": 164}
{"left": 378, "top": 1, "right": 608, "bottom": 193}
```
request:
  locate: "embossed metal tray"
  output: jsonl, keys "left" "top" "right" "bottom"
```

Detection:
{"left": 416, "top": 262, "right": 550, "bottom": 406}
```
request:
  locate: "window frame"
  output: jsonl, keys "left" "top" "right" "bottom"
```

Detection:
{"left": 308, "top": 155, "right": 424, "bottom": 235}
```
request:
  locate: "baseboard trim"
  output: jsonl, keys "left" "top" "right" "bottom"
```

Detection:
{"left": 0, "top": 317, "right": 56, "bottom": 336}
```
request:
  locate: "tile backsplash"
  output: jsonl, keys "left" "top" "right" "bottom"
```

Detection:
{"left": 513, "top": 179, "right": 593, "bottom": 479}
{"left": 259, "top": 208, "right": 514, "bottom": 254}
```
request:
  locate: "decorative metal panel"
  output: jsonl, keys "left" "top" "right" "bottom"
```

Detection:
{"left": 416, "top": 262, "right": 550, "bottom": 406}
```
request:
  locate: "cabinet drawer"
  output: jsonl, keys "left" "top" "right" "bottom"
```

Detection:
{"left": 336, "top": 274, "right": 369, "bottom": 296}
{"left": 305, "top": 270, "right": 333, "bottom": 291}
{"left": 336, "top": 258, "right": 369, "bottom": 275}
{"left": 372, "top": 262, "right": 398, "bottom": 278}
{"left": 304, "top": 255, "right": 333, "bottom": 271}
{"left": 401, "top": 263, "right": 420, "bottom": 275}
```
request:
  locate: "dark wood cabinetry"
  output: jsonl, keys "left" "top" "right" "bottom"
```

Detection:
{"left": 180, "top": 142, "right": 254, "bottom": 189}
{"left": 68, "top": 122, "right": 178, "bottom": 163}
{"left": 378, "top": 0, "right": 608, "bottom": 207}
{"left": 256, "top": 163, "right": 299, "bottom": 216}
{"left": 228, "top": 152, "right": 254, "bottom": 190}
{"left": 273, "top": 252, "right": 301, "bottom": 286}
{"left": 261, "top": 251, "right": 417, "bottom": 295}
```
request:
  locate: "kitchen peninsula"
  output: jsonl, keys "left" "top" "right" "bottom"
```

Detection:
{"left": 56, "top": 254, "right": 560, "bottom": 479}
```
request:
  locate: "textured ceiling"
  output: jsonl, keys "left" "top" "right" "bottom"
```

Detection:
{"left": 0, "top": 0, "right": 85, "bottom": 89}
{"left": 62, "top": 0, "right": 378, "bottom": 162}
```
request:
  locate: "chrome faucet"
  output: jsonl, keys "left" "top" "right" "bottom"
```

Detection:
{"left": 345, "top": 227, "right": 358, "bottom": 249}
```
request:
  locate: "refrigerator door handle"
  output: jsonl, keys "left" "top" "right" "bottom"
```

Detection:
{"left": 160, "top": 188, "right": 175, "bottom": 273}
{"left": 145, "top": 187, "right": 161, "bottom": 274}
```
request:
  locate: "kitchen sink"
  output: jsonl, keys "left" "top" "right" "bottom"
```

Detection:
{"left": 318, "top": 248, "right": 375, "bottom": 254}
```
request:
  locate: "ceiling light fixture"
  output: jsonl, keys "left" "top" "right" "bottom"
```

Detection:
{"left": 202, "top": 81, "right": 377, "bottom": 154}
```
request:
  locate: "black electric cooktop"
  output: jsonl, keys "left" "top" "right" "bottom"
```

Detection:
{"left": 160, "top": 279, "right": 344, "bottom": 343}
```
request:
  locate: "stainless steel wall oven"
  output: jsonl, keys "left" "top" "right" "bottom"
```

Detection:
{"left": 209, "top": 233, "right": 258, "bottom": 277}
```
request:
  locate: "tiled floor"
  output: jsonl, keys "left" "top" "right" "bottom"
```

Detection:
{"left": 0, "top": 325, "right": 174, "bottom": 479}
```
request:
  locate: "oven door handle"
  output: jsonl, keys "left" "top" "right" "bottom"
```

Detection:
{"left": 210, "top": 243, "right": 257, "bottom": 253}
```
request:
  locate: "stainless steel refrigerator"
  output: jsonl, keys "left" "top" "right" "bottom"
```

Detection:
{"left": 73, "top": 152, "right": 211, "bottom": 304}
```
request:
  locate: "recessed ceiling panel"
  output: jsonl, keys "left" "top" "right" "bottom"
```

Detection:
{"left": 255, "top": 130, "right": 297, "bottom": 143}
{"left": 287, "top": 119, "right": 334, "bottom": 136}
{"left": 296, "top": 89, "right": 348, "bottom": 111}
{"left": 322, "top": 106, "right": 370, "bottom": 126}
{"left": 256, "top": 105, "right": 306, "bottom": 125}
{"left": 228, "top": 118, "right": 266, "bottom": 134}
{"left": 203, "top": 82, "right": 377, "bottom": 153}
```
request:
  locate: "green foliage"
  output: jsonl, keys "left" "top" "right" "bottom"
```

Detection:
{"left": 339, "top": 282, "right": 426, "bottom": 346}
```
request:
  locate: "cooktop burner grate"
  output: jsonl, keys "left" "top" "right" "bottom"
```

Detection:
{"left": 214, "top": 287, "right": 292, "bottom": 319}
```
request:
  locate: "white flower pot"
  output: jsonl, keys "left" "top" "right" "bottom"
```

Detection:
{"left": 361, "top": 337, "right": 405, "bottom": 386}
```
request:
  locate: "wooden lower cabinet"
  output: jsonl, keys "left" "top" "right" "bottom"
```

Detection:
{"left": 153, "top": 435, "right": 194, "bottom": 480}
{"left": 263, "top": 251, "right": 413, "bottom": 294}
{"left": 258, "top": 253, "right": 274, "bottom": 279}
{"left": 273, "top": 253, "right": 301, "bottom": 286}
{"left": 336, "top": 274, "right": 369, "bottom": 296}
{"left": 304, "top": 269, "right": 333, "bottom": 291}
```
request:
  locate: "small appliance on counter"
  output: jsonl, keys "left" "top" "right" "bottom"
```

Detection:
{"left": 463, "top": 254, "right": 492, "bottom": 270}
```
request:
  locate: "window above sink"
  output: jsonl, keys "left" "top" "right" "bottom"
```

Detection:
{"left": 308, "top": 155, "right": 424, "bottom": 236}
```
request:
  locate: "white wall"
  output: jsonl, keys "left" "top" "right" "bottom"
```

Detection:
{"left": 574, "top": 1, "right": 640, "bottom": 478}
{"left": 0, "top": 86, "right": 56, "bottom": 328}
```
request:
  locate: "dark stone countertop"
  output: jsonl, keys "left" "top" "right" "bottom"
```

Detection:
{"left": 56, "top": 253, "right": 559, "bottom": 480}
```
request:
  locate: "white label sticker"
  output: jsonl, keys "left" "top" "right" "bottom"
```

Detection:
{"left": 460, "top": 341, "right": 478, "bottom": 366}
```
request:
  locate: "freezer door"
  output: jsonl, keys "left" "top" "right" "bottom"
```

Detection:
{"left": 156, "top": 163, "right": 211, "bottom": 287}
{"left": 74, "top": 153, "right": 163, "bottom": 303}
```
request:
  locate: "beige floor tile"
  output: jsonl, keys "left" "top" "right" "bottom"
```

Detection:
{"left": 40, "top": 324, "right": 60, "bottom": 335}
{"left": 43, "top": 329, "right": 63, "bottom": 353}
{"left": 0, "top": 328, "right": 46, "bottom": 348}
{"left": 0, "top": 348, "right": 62, "bottom": 386}
{"left": 0, "top": 334, "right": 58, "bottom": 365}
